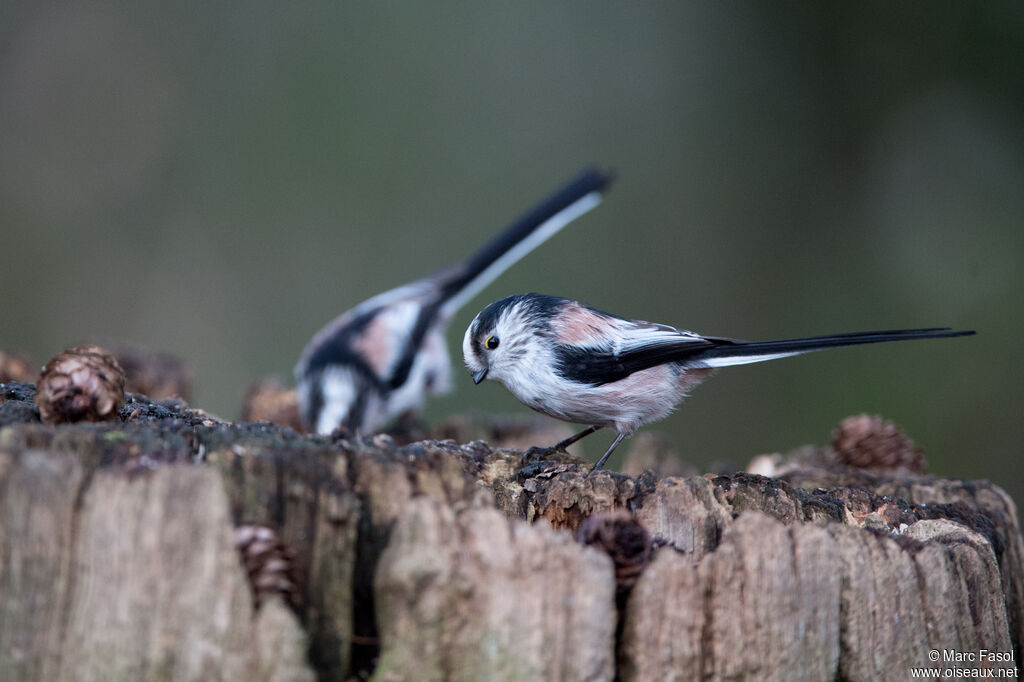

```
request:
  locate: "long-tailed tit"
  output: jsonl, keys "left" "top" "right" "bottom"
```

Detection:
{"left": 463, "top": 293, "right": 975, "bottom": 471}
{"left": 295, "top": 170, "right": 613, "bottom": 435}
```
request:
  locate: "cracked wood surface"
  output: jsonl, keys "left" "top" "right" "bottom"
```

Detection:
{"left": 0, "top": 384, "right": 1020, "bottom": 681}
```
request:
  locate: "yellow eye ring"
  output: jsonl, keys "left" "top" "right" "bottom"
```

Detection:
{"left": 485, "top": 336, "right": 500, "bottom": 350}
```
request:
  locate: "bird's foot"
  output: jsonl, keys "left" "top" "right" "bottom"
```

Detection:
{"left": 521, "top": 445, "right": 561, "bottom": 464}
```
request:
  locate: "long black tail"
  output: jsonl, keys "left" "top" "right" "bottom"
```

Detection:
{"left": 690, "top": 328, "right": 976, "bottom": 368}
{"left": 438, "top": 168, "right": 612, "bottom": 316}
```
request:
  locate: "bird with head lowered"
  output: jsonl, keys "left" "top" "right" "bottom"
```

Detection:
{"left": 463, "top": 292, "right": 974, "bottom": 471}
{"left": 296, "top": 170, "right": 613, "bottom": 436}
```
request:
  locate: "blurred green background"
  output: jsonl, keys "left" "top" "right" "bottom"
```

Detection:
{"left": 2, "top": 3, "right": 1021, "bottom": 501}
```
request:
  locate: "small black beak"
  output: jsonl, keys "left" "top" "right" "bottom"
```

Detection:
{"left": 472, "top": 369, "right": 488, "bottom": 385}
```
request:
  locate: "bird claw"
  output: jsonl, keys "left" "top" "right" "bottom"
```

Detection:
{"left": 521, "top": 445, "right": 559, "bottom": 464}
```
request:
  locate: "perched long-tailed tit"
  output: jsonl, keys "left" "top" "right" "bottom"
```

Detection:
{"left": 463, "top": 293, "right": 975, "bottom": 471}
{"left": 295, "top": 170, "right": 613, "bottom": 435}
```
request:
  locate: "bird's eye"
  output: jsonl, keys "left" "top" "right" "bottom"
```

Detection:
{"left": 485, "top": 336, "right": 500, "bottom": 350}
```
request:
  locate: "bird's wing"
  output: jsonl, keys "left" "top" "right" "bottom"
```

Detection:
{"left": 295, "top": 277, "right": 437, "bottom": 378}
{"left": 553, "top": 318, "right": 723, "bottom": 385}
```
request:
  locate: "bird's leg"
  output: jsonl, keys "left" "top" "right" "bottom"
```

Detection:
{"left": 521, "top": 425, "right": 600, "bottom": 463}
{"left": 553, "top": 425, "right": 600, "bottom": 451}
{"left": 588, "top": 432, "right": 628, "bottom": 473}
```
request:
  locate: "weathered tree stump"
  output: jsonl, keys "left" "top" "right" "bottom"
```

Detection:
{"left": 0, "top": 381, "right": 1020, "bottom": 681}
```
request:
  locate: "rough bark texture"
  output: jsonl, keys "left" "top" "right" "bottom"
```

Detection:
{"left": 373, "top": 499, "right": 615, "bottom": 681}
{"left": 0, "top": 381, "right": 1020, "bottom": 681}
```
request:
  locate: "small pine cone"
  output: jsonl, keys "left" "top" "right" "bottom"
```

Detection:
{"left": 113, "top": 345, "right": 192, "bottom": 402}
{"left": 831, "top": 414, "right": 927, "bottom": 474}
{"left": 576, "top": 510, "right": 653, "bottom": 599}
{"left": 35, "top": 345, "right": 126, "bottom": 424}
{"left": 0, "top": 350, "right": 36, "bottom": 383}
{"left": 240, "top": 376, "right": 304, "bottom": 432}
{"left": 234, "top": 524, "right": 301, "bottom": 610}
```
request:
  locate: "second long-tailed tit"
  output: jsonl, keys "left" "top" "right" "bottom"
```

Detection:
{"left": 295, "top": 170, "right": 613, "bottom": 435}
{"left": 463, "top": 293, "right": 975, "bottom": 471}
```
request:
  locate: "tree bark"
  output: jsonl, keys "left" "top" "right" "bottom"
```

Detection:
{"left": 0, "top": 385, "right": 1020, "bottom": 681}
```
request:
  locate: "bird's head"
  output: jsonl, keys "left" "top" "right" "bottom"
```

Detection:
{"left": 463, "top": 293, "right": 563, "bottom": 386}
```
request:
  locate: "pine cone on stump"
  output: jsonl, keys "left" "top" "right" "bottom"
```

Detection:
{"left": 576, "top": 510, "right": 654, "bottom": 603}
{"left": 0, "top": 350, "right": 36, "bottom": 383}
{"left": 112, "top": 345, "right": 192, "bottom": 402}
{"left": 234, "top": 524, "right": 302, "bottom": 610}
{"left": 240, "top": 376, "right": 303, "bottom": 432}
{"left": 35, "top": 345, "right": 126, "bottom": 424}
{"left": 831, "top": 414, "right": 927, "bottom": 474}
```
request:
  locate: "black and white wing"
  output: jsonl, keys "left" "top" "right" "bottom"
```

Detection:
{"left": 553, "top": 314, "right": 723, "bottom": 386}
{"left": 552, "top": 304, "right": 975, "bottom": 386}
